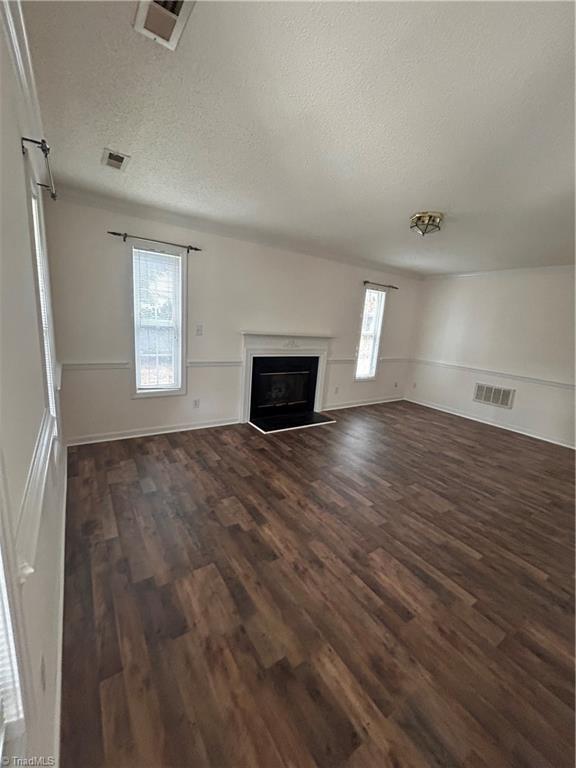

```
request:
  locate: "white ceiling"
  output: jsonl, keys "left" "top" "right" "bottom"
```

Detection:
{"left": 24, "top": 1, "right": 574, "bottom": 274}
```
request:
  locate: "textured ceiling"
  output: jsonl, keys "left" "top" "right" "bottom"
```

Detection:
{"left": 24, "top": 1, "right": 574, "bottom": 274}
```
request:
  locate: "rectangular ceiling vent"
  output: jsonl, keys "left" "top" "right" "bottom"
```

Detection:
{"left": 102, "top": 148, "right": 131, "bottom": 171}
{"left": 134, "top": 1, "right": 195, "bottom": 51}
{"left": 473, "top": 383, "right": 515, "bottom": 409}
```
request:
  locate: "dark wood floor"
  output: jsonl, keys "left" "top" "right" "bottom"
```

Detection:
{"left": 62, "top": 402, "right": 575, "bottom": 768}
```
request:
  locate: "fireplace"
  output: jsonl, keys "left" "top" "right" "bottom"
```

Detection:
{"left": 251, "top": 356, "right": 317, "bottom": 416}
{"left": 249, "top": 355, "right": 335, "bottom": 433}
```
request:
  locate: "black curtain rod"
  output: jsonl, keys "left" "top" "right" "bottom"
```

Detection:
{"left": 107, "top": 231, "right": 202, "bottom": 253}
{"left": 364, "top": 280, "right": 398, "bottom": 290}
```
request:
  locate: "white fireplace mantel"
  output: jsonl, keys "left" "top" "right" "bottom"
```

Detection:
{"left": 240, "top": 332, "right": 334, "bottom": 423}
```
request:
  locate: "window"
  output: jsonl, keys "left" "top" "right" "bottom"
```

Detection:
{"left": 31, "top": 193, "right": 57, "bottom": 420}
{"left": 355, "top": 287, "right": 387, "bottom": 380}
{"left": 0, "top": 542, "right": 23, "bottom": 755}
{"left": 132, "top": 248, "right": 185, "bottom": 395}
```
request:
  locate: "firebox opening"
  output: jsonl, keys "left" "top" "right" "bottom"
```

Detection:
{"left": 249, "top": 356, "right": 335, "bottom": 433}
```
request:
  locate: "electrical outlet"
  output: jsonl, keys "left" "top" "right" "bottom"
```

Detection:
{"left": 193, "top": 398, "right": 200, "bottom": 409}
{"left": 195, "top": 323, "right": 204, "bottom": 337}
{"left": 334, "top": 386, "right": 340, "bottom": 395}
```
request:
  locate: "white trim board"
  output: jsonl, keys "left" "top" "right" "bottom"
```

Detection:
{"left": 15, "top": 409, "right": 57, "bottom": 583}
{"left": 241, "top": 331, "right": 333, "bottom": 339}
{"left": 404, "top": 397, "right": 575, "bottom": 449}
{"left": 66, "top": 417, "right": 240, "bottom": 447}
{"left": 62, "top": 361, "right": 130, "bottom": 371}
{"left": 188, "top": 360, "right": 242, "bottom": 368}
{"left": 423, "top": 263, "right": 575, "bottom": 281}
{"left": 51, "top": 448, "right": 67, "bottom": 768}
{"left": 64, "top": 395, "right": 573, "bottom": 449}
{"left": 60, "top": 357, "right": 570, "bottom": 390}
{"left": 410, "top": 358, "right": 574, "bottom": 390}
{"left": 329, "top": 357, "right": 409, "bottom": 365}
{"left": 61, "top": 360, "right": 248, "bottom": 370}
{"left": 65, "top": 400, "right": 404, "bottom": 445}
{"left": 61, "top": 357, "right": 409, "bottom": 371}
{"left": 248, "top": 418, "right": 336, "bottom": 435}
{"left": 324, "top": 396, "right": 403, "bottom": 411}
{"left": 61, "top": 360, "right": 244, "bottom": 371}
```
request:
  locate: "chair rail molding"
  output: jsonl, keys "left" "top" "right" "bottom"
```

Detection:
{"left": 61, "top": 360, "right": 245, "bottom": 371}
{"left": 410, "top": 358, "right": 574, "bottom": 390}
{"left": 61, "top": 361, "right": 131, "bottom": 371}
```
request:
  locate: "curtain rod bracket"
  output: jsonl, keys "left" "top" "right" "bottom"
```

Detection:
{"left": 21, "top": 137, "right": 57, "bottom": 200}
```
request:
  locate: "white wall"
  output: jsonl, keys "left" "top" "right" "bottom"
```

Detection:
{"left": 45, "top": 195, "right": 422, "bottom": 443}
{"left": 45, "top": 195, "right": 574, "bottom": 448}
{"left": 0, "top": 13, "right": 66, "bottom": 763}
{"left": 408, "top": 268, "right": 575, "bottom": 446}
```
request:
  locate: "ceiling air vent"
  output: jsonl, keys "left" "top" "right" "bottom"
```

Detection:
{"left": 134, "top": 1, "right": 195, "bottom": 50}
{"left": 473, "top": 383, "right": 515, "bottom": 409}
{"left": 102, "top": 148, "right": 131, "bottom": 171}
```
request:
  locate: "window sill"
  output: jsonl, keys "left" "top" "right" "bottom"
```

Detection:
{"left": 132, "top": 387, "right": 187, "bottom": 399}
{"left": 354, "top": 375, "right": 377, "bottom": 382}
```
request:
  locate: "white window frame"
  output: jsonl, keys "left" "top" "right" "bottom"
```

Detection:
{"left": 354, "top": 285, "right": 388, "bottom": 381}
{"left": 130, "top": 244, "right": 187, "bottom": 398}
{"left": 27, "top": 176, "right": 59, "bottom": 427}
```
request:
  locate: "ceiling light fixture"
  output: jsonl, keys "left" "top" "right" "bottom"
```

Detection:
{"left": 410, "top": 211, "right": 444, "bottom": 236}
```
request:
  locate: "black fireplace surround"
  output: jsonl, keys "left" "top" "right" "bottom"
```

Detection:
{"left": 249, "top": 356, "right": 335, "bottom": 433}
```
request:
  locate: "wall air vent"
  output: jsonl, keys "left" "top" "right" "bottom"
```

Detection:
{"left": 134, "top": 1, "right": 195, "bottom": 50}
{"left": 102, "top": 148, "right": 131, "bottom": 171}
{"left": 473, "top": 383, "right": 515, "bottom": 409}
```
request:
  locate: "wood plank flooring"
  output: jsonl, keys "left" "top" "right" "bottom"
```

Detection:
{"left": 61, "top": 402, "right": 575, "bottom": 768}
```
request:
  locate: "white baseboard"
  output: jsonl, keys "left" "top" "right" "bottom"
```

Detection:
{"left": 66, "top": 397, "right": 573, "bottom": 450}
{"left": 404, "top": 397, "right": 575, "bottom": 449}
{"left": 66, "top": 417, "right": 240, "bottom": 446}
{"left": 66, "top": 399, "right": 406, "bottom": 445}
{"left": 324, "top": 396, "right": 403, "bottom": 411}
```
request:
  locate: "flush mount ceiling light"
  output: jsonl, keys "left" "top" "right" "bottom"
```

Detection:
{"left": 410, "top": 211, "right": 444, "bottom": 236}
